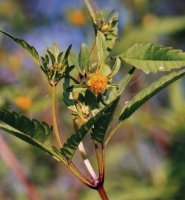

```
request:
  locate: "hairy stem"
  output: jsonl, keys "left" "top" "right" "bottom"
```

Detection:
{"left": 51, "top": 85, "right": 62, "bottom": 147}
{"left": 97, "top": 186, "right": 109, "bottom": 200}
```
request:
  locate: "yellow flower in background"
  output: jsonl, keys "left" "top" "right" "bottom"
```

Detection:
{"left": 68, "top": 9, "right": 87, "bottom": 26}
{"left": 15, "top": 96, "right": 32, "bottom": 110}
{"left": 86, "top": 72, "right": 108, "bottom": 95}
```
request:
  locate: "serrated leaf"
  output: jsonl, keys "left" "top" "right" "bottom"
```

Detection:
{"left": 0, "top": 30, "right": 40, "bottom": 65}
{"left": 61, "top": 97, "right": 119, "bottom": 160}
{"left": 85, "top": 0, "right": 97, "bottom": 25}
{"left": 78, "top": 43, "right": 90, "bottom": 72}
{"left": 119, "top": 69, "right": 185, "bottom": 121}
{"left": 0, "top": 109, "right": 53, "bottom": 154}
{"left": 120, "top": 43, "right": 185, "bottom": 73}
{"left": 91, "top": 97, "right": 119, "bottom": 144}
{"left": 96, "top": 30, "right": 107, "bottom": 65}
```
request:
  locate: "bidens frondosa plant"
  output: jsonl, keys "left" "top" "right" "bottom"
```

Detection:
{"left": 0, "top": 0, "right": 185, "bottom": 199}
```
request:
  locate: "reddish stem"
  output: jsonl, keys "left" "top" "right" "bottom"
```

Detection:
{"left": 97, "top": 186, "right": 109, "bottom": 200}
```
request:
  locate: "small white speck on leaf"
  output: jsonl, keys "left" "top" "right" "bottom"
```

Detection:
{"left": 159, "top": 66, "right": 164, "bottom": 70}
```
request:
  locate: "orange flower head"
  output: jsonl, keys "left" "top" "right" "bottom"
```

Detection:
{"left": 86, "top": 73, "right": 108, "bottom": 95}
{"left": 15, "top": 96, "right": 32, "bottom": 110}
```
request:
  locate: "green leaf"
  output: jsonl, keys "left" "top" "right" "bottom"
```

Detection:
{"left": 0, "top": 30, "right": 40, "bottom": 65}
{"left": 85, "top": 0, "right": 97, "bottom": 25}
{"left": 120, "top": 43, "right": 185, "bottom": 73}
{"left": 61, "top": 97, "right": 119, "bottom": 160}
{"left": 78, "top": 43, "right": 90, "bottom": 72}
{"left": 0, "top": 109, "right": 53, "bottom": 154}
{"left": 91, "top": 97, "right": 120, "bottom": 144}
{"left": 85, "top": 89, "right": 99, "bottom": 110}
{"left": 119, "top": 69, "right": 185, "bottom": 121}
{"left": 109, "top": 57, "right": 121, "bottom": 78}
{"left": 96, "top": 30, "right": 107, "bottom": 65}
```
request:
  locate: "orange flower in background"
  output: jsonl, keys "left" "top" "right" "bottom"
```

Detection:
{"left": 68, "top": 9, "right": 87, "bottom": 26}
{"left": 86, "top": 72, "right": 108, "bottom": 95}
{"left": 15, "top": 96, "right": 32, "bottom": 110}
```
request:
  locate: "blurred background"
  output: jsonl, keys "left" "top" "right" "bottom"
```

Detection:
{"left": 0, "top": 0, "right": 185, "bottom": 199}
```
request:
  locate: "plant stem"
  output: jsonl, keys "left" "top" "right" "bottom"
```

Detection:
{"left": 93, "top": 140, "right": 101, "bottom": 177}
{"left": 68, "top": 162, "right": 95, "bottom": 189}
{"left": 100, "top": 145, "right": 105, "bottom": 182}
{"left": 97, "top": 186, "right": 109, "bottom": 200}
{"left": 78, "top": 142, "right": 98, "bottom": 182}
{"left": 51, "top": 85, "right": 62, "bottom": 147}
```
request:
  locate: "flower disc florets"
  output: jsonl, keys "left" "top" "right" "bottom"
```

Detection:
{"left": 86, "top": 73, "right": 108, "bottom": 95}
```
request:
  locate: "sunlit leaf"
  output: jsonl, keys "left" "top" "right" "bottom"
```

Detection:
{"left": 78, "top": 43, "right": 90, "bottom": 72}
{"left": 85, "top": 0, "right": 97, "bottom": 25}
{"left": 96, "top": 30, "right": 107, "bottom": 65}
{"left": 121, "top": 43, "right": 185, "bottom": 73}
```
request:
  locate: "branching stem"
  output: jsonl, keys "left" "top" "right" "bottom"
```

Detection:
{"left": 68, "top": 162, "right": 95, "bottom": 189}
{"left": 93, "top": 140, "right": 101, "bottom": 177}
{"left": 78, "top": 142, "right": 98, "bottom": 182}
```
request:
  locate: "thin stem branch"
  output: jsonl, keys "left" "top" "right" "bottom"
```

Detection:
{"left": 97, "top": 186, "right": 109, "bottom": 200}
{"left": 68, "top": 162, "right": 95, "bottom": 189}
{"left": 51, "top": 85, "right": 62, "bottom": 147}
{"left": 100, "top": 145, "right": 105, "bottom": 183}
{"left": 78, "top": 142, "right": 98, "bottom": 182}
{"left": 93, "top": 140, "right": 101, "bottom": 177}
{"left": 104, "top": 122, "right": 122, "bottom": 146}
